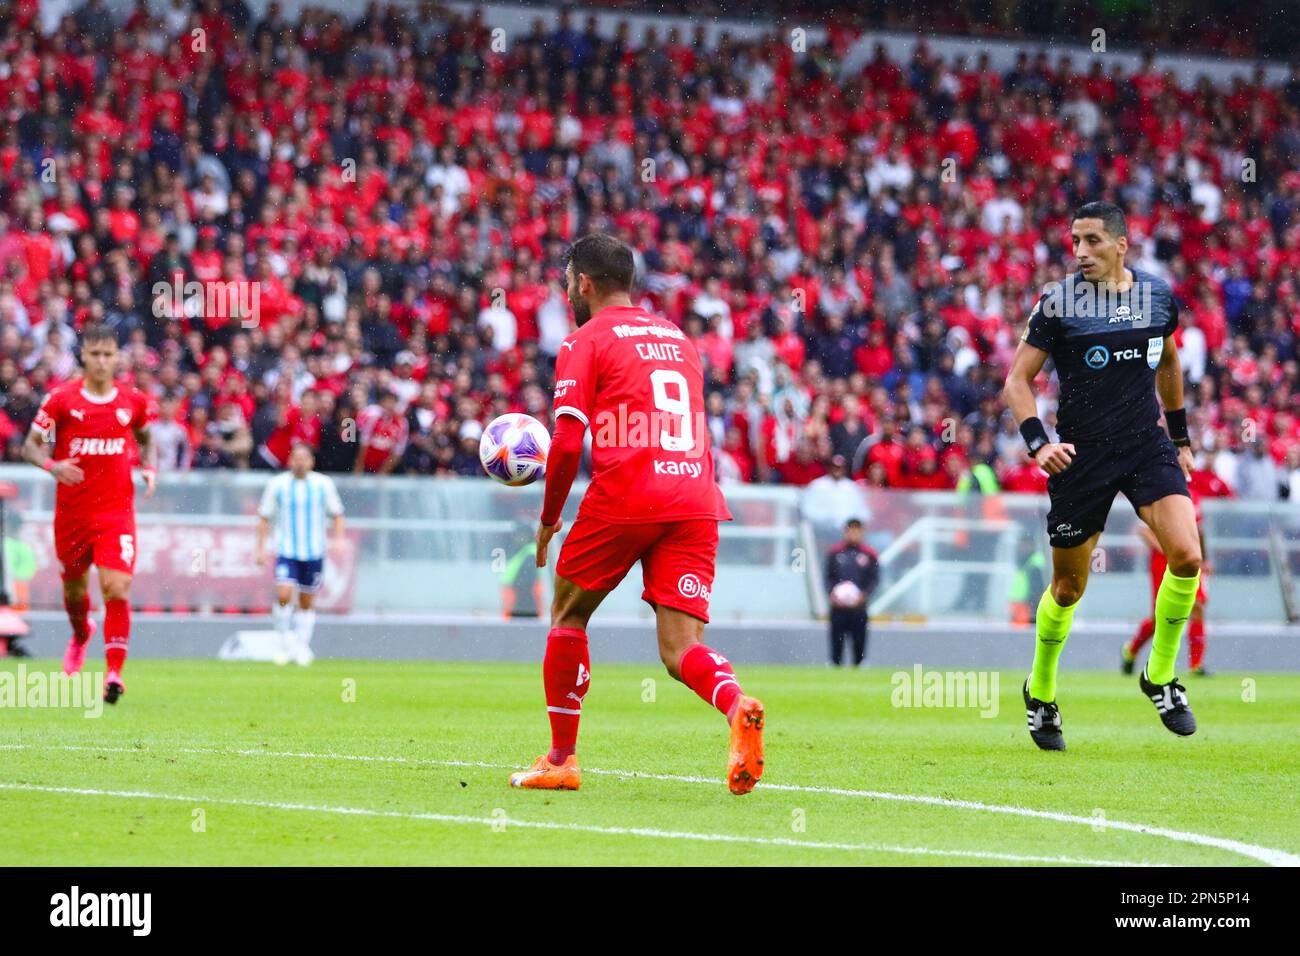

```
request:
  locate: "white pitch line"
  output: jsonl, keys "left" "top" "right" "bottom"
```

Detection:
{"left": 0, "top": 781, "right": 1155, "bottom": 867}
{"left": 3, "top": 742, "right": 1296, "bottom": 867}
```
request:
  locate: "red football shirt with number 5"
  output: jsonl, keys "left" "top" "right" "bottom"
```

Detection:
{"left": 552, "top": 304, "right": 731, "bottom": 523}
{"left": 32, "top": 379, "right": 149, "bottom": 579}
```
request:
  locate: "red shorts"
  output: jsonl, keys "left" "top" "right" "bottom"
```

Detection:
{"left": 54, "top": 510, "right": 137, "bottom": 581}
{"left": 1149, "top": 551, "right": 1207, "bottom": 605}
{"left": 556, "top": 517, "right": 719, "bottom": 622}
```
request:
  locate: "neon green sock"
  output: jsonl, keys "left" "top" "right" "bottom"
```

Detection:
{"left": 1147, "top": 568, "right": 1200, "bottom": 684}
{"left": 1029, "top": 589, "right": 1076, "bottom": 702}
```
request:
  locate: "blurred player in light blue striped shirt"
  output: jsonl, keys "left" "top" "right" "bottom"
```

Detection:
{"left": 255, "top": 443, "right": 346, "bottom": 665}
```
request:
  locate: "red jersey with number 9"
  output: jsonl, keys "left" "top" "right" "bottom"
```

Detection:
{"left": 32, "top": 380, "right": 149, "bottom": 519}
{"left": 553, "top": 304, "right": 731, "bottom": 524}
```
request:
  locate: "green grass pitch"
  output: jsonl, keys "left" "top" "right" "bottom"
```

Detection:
{"left": 1, "top": 658, "right": 1297, "bottom": 866}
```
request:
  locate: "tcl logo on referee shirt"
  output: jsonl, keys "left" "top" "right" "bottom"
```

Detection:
{"left": 1084, "top": 345, "right": 1144, "bottom": 369}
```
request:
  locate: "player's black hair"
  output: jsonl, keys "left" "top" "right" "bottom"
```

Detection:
{"left": 564, "top": 233, "right": 635, "bottom": 292}
{"left": 1072, "top": 201, "right": 1127, "bottom": 239}
{"left": 844, "top": 518, "right": 864, "bottom": 530}
{"left": 80, "top": 323, "right": 118, "bottom": 347}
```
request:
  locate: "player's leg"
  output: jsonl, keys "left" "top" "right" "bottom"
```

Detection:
{"left": 508, "top": 574, "right": 609, "bottom": 790}
{"left": 1123, "top": 552, "right": 1164, "bottom": 672}
{"left": 1030, "top": 530, "right": 1099, "bottom": 702}
{"left": 828, "top": 611, "right": 845, "bottom": 666}
{"left": 1123, "top": 617, "right": 1155, "bottom": 673}
{"left": 1023, "top": 528, "right": 1100, "bottom": 752}
{"left": 509, "top": 515, "right": 641, "bottom": 790}
{"left": 1034, "top": 455, "right": 1115, "bottom": 711}
{"left": 56, "top": 521, "right": 95, "bottom": 675}
{"left": 852, "top": 612, "right": 868, "bottom": 667}
{"left": 89, "top": 520, "right": 137, "bottom": 703}
{"left": 643, "top": 518, "right": 764, "bottom": 794}
{"left": 60, "top": 572, "right": 95, "bottom": 676}
{"left": 1187, "top": 600, "right": 1207, "bottom": 674}
{"left": 646, "top": 522, "right": 740, "bottom": 719}
{"left": 97, "top": 567, "right": 132, "bottom": 704}
{"left": 272, "top": 558, "right": 297, "bottom": 664}
{"left": 1135, "top": 493, "right": 1201, "bottom": 684}
{"left": 1122, "top": 438, "right": 1199, "bottom": 733}
{"left": 291, "top": 560, "right": 323, "bottom": 666}
{"left": 293, "top": 590, "right": 316, "bottom": 665}
{"left": 544, "top": 575, "right": 606, "bottom": 753}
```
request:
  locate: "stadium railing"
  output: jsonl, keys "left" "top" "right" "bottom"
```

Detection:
{"left": 0, "top": 465, "right": 1291, "bottom": 623}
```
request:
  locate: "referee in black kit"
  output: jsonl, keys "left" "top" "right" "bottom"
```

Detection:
{"left": 1003, "top": 202, "right": 1202, "bottom": 751}
{"left": 824, "top": 518, "right": 880, "bottom": 666}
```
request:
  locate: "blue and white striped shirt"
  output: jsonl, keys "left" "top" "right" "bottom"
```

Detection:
{"left": 258, "top": 472, "right": 345, "bottom": 561}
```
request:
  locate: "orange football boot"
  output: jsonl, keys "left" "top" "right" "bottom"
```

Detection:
{"left": 509, "top": 754, "right": 581, "bottom": 790}
{"left": 727, "top": 696, "right": 765, "bottom": 794}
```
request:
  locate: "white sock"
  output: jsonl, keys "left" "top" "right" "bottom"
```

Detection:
{"left": 294, "top": 609, "right": 316, "bottom": 649}
{"left": 273, "top": 602, "right": 294, "bottom": 640}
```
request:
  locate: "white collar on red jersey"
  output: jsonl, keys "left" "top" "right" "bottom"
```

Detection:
{"left": 80, "top": 387, "right": 119, "bottom": 404}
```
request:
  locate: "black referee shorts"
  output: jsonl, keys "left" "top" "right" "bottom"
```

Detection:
{"left": 1045, "top": 428, "right": 1189, "bottom": 549}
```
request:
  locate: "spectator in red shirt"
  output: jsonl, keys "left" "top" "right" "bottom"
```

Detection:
{"left": 355, "top": 391, "right": 409, "bottom": 475}
{"left": 1001, "top": 449, "right": 1050, "bottom": 494}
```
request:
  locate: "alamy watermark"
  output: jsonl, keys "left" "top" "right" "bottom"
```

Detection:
{"left": 151, "top": 278, "right": 261, "bottom": 328}
{"left": 890, "top": 665, "right": 1000, "bottom": 718}
{"left": 0, "top": 665, "right": 104, "bottom": 717}
{"left": 49, "top": 886, "right": 150, "bottom": 935}
{"left": 1036, "top": 275, "right": 1155, "bottom": 326}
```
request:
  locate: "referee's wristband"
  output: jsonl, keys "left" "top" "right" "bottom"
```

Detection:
{"left": 1019, "top": 417, "right": 1051, "bottom": 456}
{"left": 1165, "top": 408, "right": 1190, "bottom": 446}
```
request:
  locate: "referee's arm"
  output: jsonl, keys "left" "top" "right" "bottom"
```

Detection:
{"left": 1155, "top": 334, "right": 1193, "bottom": 481}
{"left": 1003, "top": 341, "right": 1074, "bottom": 475}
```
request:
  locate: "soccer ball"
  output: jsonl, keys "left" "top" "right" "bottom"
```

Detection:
{"left": 830, "top": 580, "right": 863, "bottom": 608}
{"left": 479, "top": 413, "right": 551, "bottom": 486}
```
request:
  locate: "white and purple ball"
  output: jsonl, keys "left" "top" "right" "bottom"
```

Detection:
{"left": 479, "top": 413, "right": 551, "bottom": 486}
{"left": 830, "top": 580, "right": 863, "bottom": 608}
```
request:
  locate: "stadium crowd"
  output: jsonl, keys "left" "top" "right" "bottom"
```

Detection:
{"left": 2, "top": 1, "right": 1300, "bottom": 502}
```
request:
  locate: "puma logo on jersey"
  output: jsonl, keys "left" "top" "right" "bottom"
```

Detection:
{"left": 561, "top": 341, "right": 575, "bottom": 351}
{"left": 67, "top": 437, "right": 127, "bottom": 456}
{"left": 70, "top": 409, "right": 84, "bottom": 421}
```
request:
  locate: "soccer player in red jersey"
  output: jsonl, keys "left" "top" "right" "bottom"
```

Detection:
{"left": 1122, "top": 467, "right": 1231, "bottom": 676}
{"left": 22, "top": 324, "right": 157, "bottom": 703}
{"left": 509, "top": 234, "right": 765, "bottom": 795}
